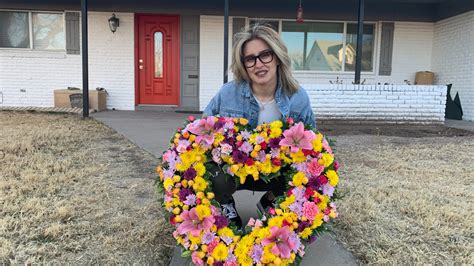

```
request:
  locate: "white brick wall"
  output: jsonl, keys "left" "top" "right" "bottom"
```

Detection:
{"left": 304, "top": 84, "right": 447, "bottom": 123}
{"left": 432, "top": 11, "right": 474, "bottom": 121}
{"left": 0, "top": 12, "right": 135, "bottom": 110}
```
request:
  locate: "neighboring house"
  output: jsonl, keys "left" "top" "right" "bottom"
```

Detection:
{"left": 0, "top": 0, "right": 473, "bottom": 122}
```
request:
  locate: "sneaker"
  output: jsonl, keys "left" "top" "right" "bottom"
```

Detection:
{"left": 257, "top": 191, "right": 276, "bottom": 214}
{"left": 221, "top": 197, "right": 242, "bottom": 228}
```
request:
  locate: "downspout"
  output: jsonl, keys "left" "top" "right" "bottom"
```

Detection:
{"left": 223, "top": 0, "right": 229, "bottom": 84}
{"left": 81, "top": 0, "right": 90, "bottom": 117}
{"left": 354, "top": 0, "right": 365, "bottom": 84}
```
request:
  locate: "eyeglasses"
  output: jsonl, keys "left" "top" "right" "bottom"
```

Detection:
{"left": 242, "top": 49, "right": 274, "bottom": 68}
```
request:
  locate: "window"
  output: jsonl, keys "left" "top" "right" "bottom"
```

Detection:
{"left": 282, "top": 21, "right": 344, "bottom": 71}
{"left": 0, "top": 11, "right": 30, "bottom": 48}
{"left": 249, "top": 19, "right": 279, "bottom": 32}
{"left": 280, "top": 21, "right": 375, "bottom": 72}
{"left": 154, "top": 32, "right": 163, "bottom": 78}
{"left": 0, "top": 11, "right": 65, "bottom": 50}
{"left": 345, "top": 24, "right": 374, "bottom": 72}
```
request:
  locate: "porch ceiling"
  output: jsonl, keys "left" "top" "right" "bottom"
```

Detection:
{"left": 1, "top": 0, "right": 473, "bottom": 22}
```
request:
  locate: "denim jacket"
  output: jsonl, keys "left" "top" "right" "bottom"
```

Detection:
{"left": 204, "top": 80, "right": 316, "bottom": 128}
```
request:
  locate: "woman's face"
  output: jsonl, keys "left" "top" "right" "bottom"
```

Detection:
{"left": 242, "top": 38, "right": 278, "bottom": 90}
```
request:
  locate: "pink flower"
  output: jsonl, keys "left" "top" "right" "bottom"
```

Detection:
{"left": 279, "top": 122, "right": 316, "bottom": 153}
{"left": 188, "top": 115, "right": 196, "bottom": 122}
{"left": 261, "top": 226, "right": 297, "bottom": 259}
{"left": 307, "top": 158, "right": 324, "bottom": 177}
{"left": 191, "top": 251, "right": 205, "bottom": 266}
{"left": 322, "top": 138, "right": 333, "bottom": 154}
{"left": 177, "top": 208, "right": 215, "bottom": 237}
{"left": 187, "top": 117, "right": 215, "bottom": 146}
{"left": 302, "top": 201, "right": 319, "bottom": 221}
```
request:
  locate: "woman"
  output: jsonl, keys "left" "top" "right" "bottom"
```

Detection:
{"left": 204, "top": 24, "right": 316, "bottom": 228}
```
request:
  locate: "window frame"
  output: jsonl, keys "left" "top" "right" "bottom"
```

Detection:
{"left": 0, "top": 9, "right": 66, "bottom": 52}
{"left": 245, "top": 17, "right": 378, "bottom": 74}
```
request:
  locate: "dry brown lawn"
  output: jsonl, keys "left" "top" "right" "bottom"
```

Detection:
{"left": 332, "top": 135, "right": 474, "bottom": 264}
{"left": 1, "top": 111, "right": 473, "bottom": 264}
{"left": 0, "top": 111, "right": 174, "bottom": 264}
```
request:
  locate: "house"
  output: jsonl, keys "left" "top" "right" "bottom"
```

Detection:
{"left": 0, "top": 0, "right": 473, "bottom": 122}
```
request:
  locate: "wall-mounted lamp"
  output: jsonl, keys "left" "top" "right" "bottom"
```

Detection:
{"left": 108, "top": 13, "right": 120, "bottom": 34}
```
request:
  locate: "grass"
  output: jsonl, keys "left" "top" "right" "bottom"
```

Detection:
{"left": 0, "top": 112, "right": 174, "bottom": 264}
{"left": 1, "top": 111, "right": 472, "bottom": 264}
{"left": 332, "top": 135, "right": 474, "bottom": 264}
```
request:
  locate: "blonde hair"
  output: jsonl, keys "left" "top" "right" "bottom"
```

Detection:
{"left": 230, "top": 24, "right": 299, "bottom": 95}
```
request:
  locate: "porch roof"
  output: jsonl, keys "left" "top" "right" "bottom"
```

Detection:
{"left": 2, "top": 0, "right": 473, "bottom": 22}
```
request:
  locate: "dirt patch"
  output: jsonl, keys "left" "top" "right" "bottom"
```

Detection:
{"left": 318, "top": 121, "right": 473, "bottom": 138}
{"left": 0, "top": 111, "right": 174, "bottom": 264}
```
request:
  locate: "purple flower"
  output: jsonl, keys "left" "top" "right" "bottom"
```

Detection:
{"left": 202, "top": 231, "right": 216, "bottom": 244}
{"left": 240, "top": 141, "right": 253, "bottom": 154}
{"left": 214, "top": 215, "right": 229, "bottom": 229}
{"left": 232, "top": 150, "right": 248, "bottom": 164}
{"left": 322, "top": 183, "right": 335, "bottom": 197}
{"left": 249, "top": 244, "right": 263, "bottom": 263}
{"left": 240, "top": 130, "right": 251, "bottom": 140}
{"left": 183, "top": 194, "right": 197, "bottom": 206}
{"left": 307, "top": 177, "right": 320, "bottom": 191}
{"left": 270, "top": 148, "right": 280, "bottom": 158}
{"left": 288, "top": 202, "right": 303, "bottom": 217}
{"left": 296, "top": 221, "right": 311, "bottom": 233}
{"left": 268, "top": 138, "right": 281, "bottom": 149}
{"left": 221, "top": 235, "right": 233, "bottom": 245}
{"left": 256, "top": 135, "right": 265, "bottom": 144}
{"left": 214, "top": 120, "right": 226, "bottom": 130}
{"left": 308, "top": 234, "right": 318, "bottom": 244}
{"left": 183, "top": 167, "right": 197, "bottom": 180}
{"left": 179, "top": 188, "right": 193, "bottom": 201}
{"left": 288, "top": 231, "right": 302, "bottom": 251}
{"left": 291, "top": 187, "right": 306, "bottom": 201}
{"left": 257, "top": 150, "right": 266, "bottom": 162}
{"left": 213, "top": 262, "right": 224, "bottom": 266}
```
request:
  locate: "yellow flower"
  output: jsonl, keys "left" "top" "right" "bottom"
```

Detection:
{"left": 259, "top": 159, "right": 273, "bottom": 175}
{"left": 326, "top": 170, "right": 339, "bottom": 186}
{"left": 290, "top": 150, "right": 306, "bottom": 163}
{"left": 268, "top": 216, "right": 284, "bottom": 227}
{"left": 312, "top": 133, "right": 323, "bottom": 152}
{"left": 299, "top": 227, "right": 312, "bottom": 239}
{"left": 292, "top": 172, "right": 308, "bottom": 186}
{"left": 239, "top": 118, "right": 249, "bottom": 125}
{"left": 213, "top": 134, "right": 225, "bottom": 146}
{"left": 193, "top": 176, "right": 208, "bottom": 191}
{"left": 189, "top": 234, "right": 202, "bottom": 245}
{"left": 195, "top": 204, "right": 211, "bottom": 220}
{"left": 270, "top": 120, "right": 283, "bottom": 129}
{"left": 212, "top": 243, "right": 229, "bottom": 261}
{"left": 194, "top": 163, "right": 206, "bottom": 177}
{"left": 218, "top": 227, "right": 235, "bottom": 237}
{"left": 319, "top": 153, "right": 334, "bottom": 167}
{"left": 163, "top": 178, "right": 174, "bottom": 190}
{"left": 269, "top": 128, "right": 282, "bottom": 138}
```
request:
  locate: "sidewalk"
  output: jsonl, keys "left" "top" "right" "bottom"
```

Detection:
{"left": 92, "top": 110, "right": 358, "bottom": 266}
{"left": 445, "top": 119, "right": 474, "bottom": 132}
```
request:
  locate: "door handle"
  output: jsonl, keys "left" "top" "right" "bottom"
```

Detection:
{"left": 139, "top": 59, "right": 144, "bottom": 70}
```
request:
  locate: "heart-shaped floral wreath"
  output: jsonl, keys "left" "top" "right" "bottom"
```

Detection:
{"left": 156, "top": 116, "right": 340, "bottom": 265}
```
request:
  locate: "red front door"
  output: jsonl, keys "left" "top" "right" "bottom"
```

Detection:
{"left": 137, "top": 15, "right": 180, "bottom": 105}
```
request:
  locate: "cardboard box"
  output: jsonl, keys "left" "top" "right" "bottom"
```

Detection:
{"left": 415, "top": 71, "right": 434, "bottom": 85}
{"left": 54, "top": 89, "right": 107, "bottom": 111}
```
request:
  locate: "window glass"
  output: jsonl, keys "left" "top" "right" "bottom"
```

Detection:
{"left": 249, "top": 19, "right": 279, "bottom": 32}
{"left": 282, "top": 21, "right": 344, "bottom": 71}
{"left": 0, "top": 11, "right": 30, "bottom": 48}
{"left": 32, "top": 13, "right": 65, "bottom": 50}
{"left": 154, "top": 32, "right": 163, "bottom": 78}
{"left": 345, "top": 24, "right": 375, "bottom": 72}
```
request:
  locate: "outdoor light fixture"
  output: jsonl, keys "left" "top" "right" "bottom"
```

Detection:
{"left": 296, "top": 0, "right": 304, "bottom": 23}
{"left": 108, "top": 13, "right": 120, "bottom": 34}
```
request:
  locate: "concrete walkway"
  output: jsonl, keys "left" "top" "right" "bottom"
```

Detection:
{"left": 92, "top": 110, "right": 358, "bottom": 266}
{"left": 445, "top": 119, "right": 474, "bottom": 132}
